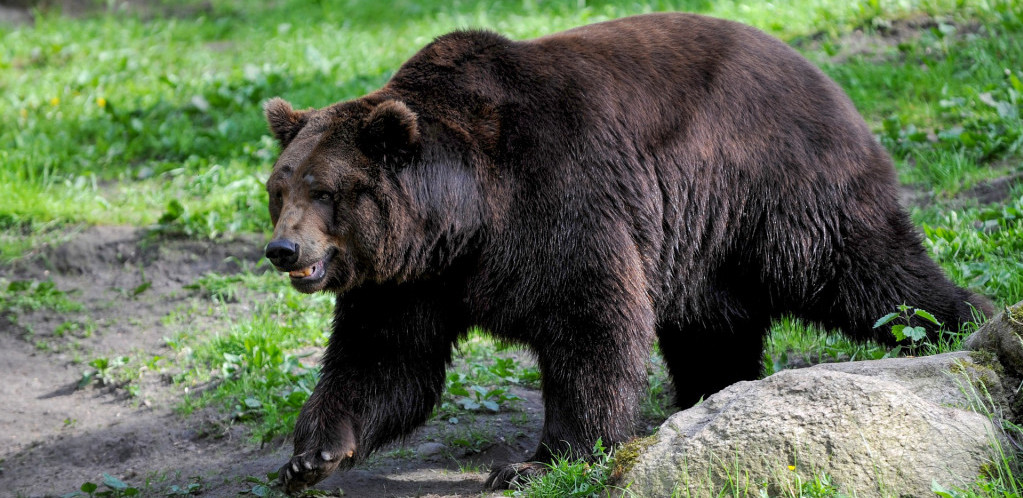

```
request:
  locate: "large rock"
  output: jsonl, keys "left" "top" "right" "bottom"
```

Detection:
{"left": 619, "top": 351, "right": 1007, "bottom": 497}
{"left": 965, "top": 302, "right": 1023, "bottom": 378}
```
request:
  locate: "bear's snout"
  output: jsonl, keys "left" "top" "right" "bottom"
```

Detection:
{"left": 265, "top": 238, "right": 300, "bottom": 268}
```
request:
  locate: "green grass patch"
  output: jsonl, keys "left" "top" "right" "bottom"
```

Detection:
{"left": 3, "top": 0, "right": 1020, "bottom": 249}
{"left": 507, "top": 439, "right": 617, "bottom": 498}
{"left": 0, "top": 278, "right": 83, "bottom": 314}
{"left": 440, "top": 331, "right": 540, "bottom": 418}
{"left": 764, "top": 316, "right": 888, "bottom": 376}
{"left": 171, "top": 271, "right": 331, "bottom": 443}
{"left": 916, "top": 187, "right": 1023, "bottom": 305}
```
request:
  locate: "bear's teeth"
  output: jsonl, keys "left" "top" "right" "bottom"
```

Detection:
{"left": 290, "top": 267, "right": 313, "bottom": 278}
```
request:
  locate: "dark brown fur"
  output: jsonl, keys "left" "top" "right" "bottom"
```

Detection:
{"left": 262, "top": 13, "right": 990, "bottom": 493}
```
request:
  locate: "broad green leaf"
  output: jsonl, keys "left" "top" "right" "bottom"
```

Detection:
{"left": 873, "top": 312, "right": 899, "bottom": 328}
{"left": 913, "top": 309, "right": 941, "bottom": 326}
{"left": 904, "top": 326, "right": 927, "bottom": 343}
{"left": 102, "top": 473, "right": 127, "bottom": 490}
{"left": 891, "top": 324, "right": 907, "bottom": 342}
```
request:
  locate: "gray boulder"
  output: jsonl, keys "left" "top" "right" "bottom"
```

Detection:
{"left": 965, "top": 302, "right": 1023, "bottom": 379}
{"left": 618, "top": 350, "right": 1009, "bottom": 497}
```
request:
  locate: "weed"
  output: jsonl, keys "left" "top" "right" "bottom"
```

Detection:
{"left": 918, "top": 190, "right": 1023, "bottom": 306}
{"left": 445, "top": 372, "right": 520, "bottom": 413}
{"left": 240, "top": 472, "right": 285, "bottom": 497}
{"left": 184, "top": 265, "right": 284, "bottom": 302}
{"left": 443, "top": 424, "right": 495, "bottom": 455}
{"left": 508, "top": 439, "right": 619, "bottom": 498}
{"left": 438, "top": 334, "right": 540, "bottom": 416}
{"left": 0, "top": 279, "right": 82, "bottom": 314}
{"left": 54, "top": 319, "right": 95, "bottom": 339}
{"left": 767, "top": 467, "right": 839, "bottom": 498}
{"left": 170, "top": 290, "right": 330, "bottom": 443}
{"left": 63, "top": 474, "right": 141, "bottom": 497}
{"left": 873, "top": 304, "right": 942, "bottom": 352}
{"left": 238, "top": 470, "right": 339, "bottom": 497}
{"left": 165, "top": 480, "right": 202, "bottom": 496}
{"left": 78, "top": 356, "right": 131, "bottom": 389}
{"left": 383, "top": 447, "right": 417, "bottom": 459}
{"left": 764, "top": 316, "right": 888, "bottom": 375}
{"left": 641, "top": 351, "right": 673, "bottom": 421}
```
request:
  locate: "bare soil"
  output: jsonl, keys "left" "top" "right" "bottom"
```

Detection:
{"left": 0, "top": 226, "right": 542, "bottom": 497}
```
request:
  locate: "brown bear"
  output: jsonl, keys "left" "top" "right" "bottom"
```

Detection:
{"left": 262, "top": 12, "right": 990, "bottom": 493}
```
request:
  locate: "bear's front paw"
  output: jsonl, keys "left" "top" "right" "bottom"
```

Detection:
{"left": 484, "top": 461, "right": 548, "bottom": 490}
{"left": 276, "top": 446, "right": 354, "bottom": 494}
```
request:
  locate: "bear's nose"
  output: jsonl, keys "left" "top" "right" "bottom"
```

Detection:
{"left": 265, "top": 239, "right": 300, "bottom": 268}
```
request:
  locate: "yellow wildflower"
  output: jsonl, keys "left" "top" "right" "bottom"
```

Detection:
{"left": 788, "top": 465, "right": 796, "bottom": 471}
{"left": 50, "top": 97, "right": 59, "bottom": 106}
{"left": 97, "top": 97, "right": 107, "bottom": 108}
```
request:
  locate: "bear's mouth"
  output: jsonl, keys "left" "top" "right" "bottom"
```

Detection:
{"left": 288, "top": 251, "right": 333, "bottom": 284}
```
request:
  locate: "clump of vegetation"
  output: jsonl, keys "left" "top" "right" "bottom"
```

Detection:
{"left": 171, "top": 280, "right": 331, "bottom": 444}
{"left": 0, "top": 279, "right": 82, "bottom": 314}
{"left": 77, "top": 355, "right": 131, "bottom": 389}
{"left": 439, "top": 333, "right": 539, "bottom": 417}
{"left": 64, "top": 474, "right": 141, "bottom": 498}
{"left": 508, "top": 439, "right": 617, "bottom": 498}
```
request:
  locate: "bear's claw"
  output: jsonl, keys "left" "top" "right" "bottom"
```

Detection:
{"left": 276, "top": 449, "right": 346, "bottom": 494}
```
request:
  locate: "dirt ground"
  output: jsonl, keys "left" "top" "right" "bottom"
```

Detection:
{"left": 0, "top": 226, "right": 544, "bottom": 497}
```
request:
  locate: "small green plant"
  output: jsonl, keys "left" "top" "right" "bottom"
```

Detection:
{"left": 801, "top": 475, "right": 837, "bottom": 498}
{"left": 64, "top": 474, "right": 140, "bottom": 497}
{"left": 240, "top": 471, "right": 336, "bottom": 497}
{"left": 78, "top": 356, "right": 131, "bottom": 389}
{"left": 165, "top": 480, "right": 202, "bottom": 496}
{"left": 438, "top": 335, "right": 539, "bottom": 416}
{"left": 873, "top": 304, "right": 942, "bottom": 355}
{"left": 507, "top": 439, "right": 617, "bottom": 498}
{"left": 240, "top": 471, "right": 283, "bottom": 497}
{"left": 641, "top": 351, "right": 673, "bottom": 421}
{"left": 185, "top": 266, "right": 287, "bottom": 303}
{"left": 54, "top": 319, "right": 95, "bottom": 339}
{"left": 764, "top": 316, "right": 889, "bottom": 376}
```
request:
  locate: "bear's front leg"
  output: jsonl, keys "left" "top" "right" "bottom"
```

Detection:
{"left": 278, "top": 377, "right": 358, "bottom": 493}
{"left": 276, "top": 284, "right": 463, "bottom": 493}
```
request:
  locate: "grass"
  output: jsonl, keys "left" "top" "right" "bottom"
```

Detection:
{"left": 170, "top": 271, "right": 331, "bottom": 444}
{"left": 506, "top": 440, "right": 619, "bottom": 498}
{"left": 2, "top": 0, "right": 1022, "bottom": 496}
{"left": 2, "top": 0, "right": 1019, "bottom": 254}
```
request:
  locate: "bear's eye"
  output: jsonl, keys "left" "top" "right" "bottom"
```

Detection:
{"left": 312, "top": 190, "right": 332, "bottom": 203}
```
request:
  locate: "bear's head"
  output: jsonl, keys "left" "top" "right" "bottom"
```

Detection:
{"left": 263, "top": 95, "right": 497, "bottom": 294}
{"left": 262, "top": 96, "right": 427, "bottom": 294}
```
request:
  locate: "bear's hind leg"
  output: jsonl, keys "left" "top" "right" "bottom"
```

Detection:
{"left": 657, "top": 310, "right": 772, "bottom": 408}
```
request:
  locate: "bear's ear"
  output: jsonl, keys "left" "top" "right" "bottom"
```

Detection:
{"left": 357, "top": 100, "right": 420, "bottom": 166}
{"left": 265, "top": 97, "right": 309, "bottom": 148}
